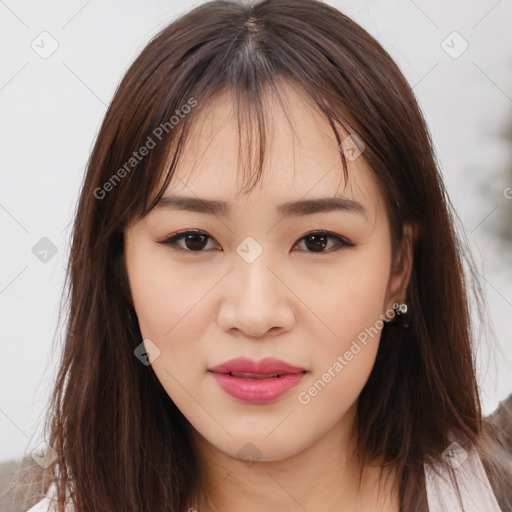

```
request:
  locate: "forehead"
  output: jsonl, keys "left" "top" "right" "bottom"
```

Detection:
{"left": 160, "top": 80, "right": 385, "bottom": 222}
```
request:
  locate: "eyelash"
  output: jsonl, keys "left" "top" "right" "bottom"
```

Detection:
{"left": 157, "top": 230, "right": 354, "bottom": 255}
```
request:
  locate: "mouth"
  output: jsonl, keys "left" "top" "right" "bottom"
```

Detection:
{"left": 207, "top": 357, "right": 307, "bottom": 403}
{"left": 222, "top": 371, "right": 289, "bottom": 379}
{"left": 208, "top": 356, "right": 306, "bottom": 376}
{"left": 207, "top": 369, "right": 307, "bottom": 403}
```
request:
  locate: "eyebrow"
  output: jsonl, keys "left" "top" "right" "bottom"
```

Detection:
{"left": 154, "top": 194, "right": 368, "bottom": 219}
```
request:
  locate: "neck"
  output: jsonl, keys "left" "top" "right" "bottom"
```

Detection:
{"left": 187, "top": 403, "right": 399, "bottom": 512}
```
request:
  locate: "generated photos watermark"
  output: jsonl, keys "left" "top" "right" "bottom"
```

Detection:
{"left": 94, "top": 97, "right": 197, "bottom": 200}
{"left": 297, "top": 305, "right": 397, "bottom": 405}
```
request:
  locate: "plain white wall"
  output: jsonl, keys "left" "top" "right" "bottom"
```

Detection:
{"left": 1, "top": 0, "right": 511, "bottom": 464}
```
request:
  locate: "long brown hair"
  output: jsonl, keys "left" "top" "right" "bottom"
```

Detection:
{"left": 12, "top": 0, "right": 512, "bottom": 510}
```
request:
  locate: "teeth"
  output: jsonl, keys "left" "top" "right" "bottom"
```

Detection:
{"left": 228, "top": 371, "right": 281, "bottom": 379}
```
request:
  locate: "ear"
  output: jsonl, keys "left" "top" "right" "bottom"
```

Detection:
{"left": 385, "top": 222, "right": 415, "bottom": 310}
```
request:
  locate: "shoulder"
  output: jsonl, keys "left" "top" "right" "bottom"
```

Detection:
{"left": 24, "top": 481, "right": 56, "bottom": 512}
{"left": 425, "top": 427, "right": 512, "bottom": 512}
{"left": 478, "top": 402, "right": 512, "bottom": 510}
{"left": 24, "top": 482, "right": 75, "bottom": 512}
{"left": 24, "top": 497, "right": 75, "bottom": 512}
{"left": 25, "top": 497, "right": 54, "bottom": 512}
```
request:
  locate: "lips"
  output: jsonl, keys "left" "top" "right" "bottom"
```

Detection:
{"left": 207, "top": 357, "right": 307, "bottom": 403}
{"left": 208, "top": 357, "right": 306, "bottom": 377}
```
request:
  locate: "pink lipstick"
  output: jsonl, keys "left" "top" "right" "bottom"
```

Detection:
{"left": 208, "top": 357, "right": 306, "bottom": 403}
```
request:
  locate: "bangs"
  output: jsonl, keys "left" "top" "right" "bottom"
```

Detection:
{"left": 138, "top": 75, "right": 354, "bottom": 222}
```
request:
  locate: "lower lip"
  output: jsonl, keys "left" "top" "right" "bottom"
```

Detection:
{"left": 208, "top": 371, "right": 306, "bottom": 403}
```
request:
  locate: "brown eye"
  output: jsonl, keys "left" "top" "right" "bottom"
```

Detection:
{"left": 295, "top": 231, "right": 352, "bottom": 253}
{"left": 303, "top": 233, "right": 329, "bottom": 252}
{"left": 181, "top": 233, "right": 209, "bottom": 251}
{"left": 158, "top": 230, "right": 353, "bottom": 254}
{"left": 158, "top": 230, "right": 217, "bottom": 252}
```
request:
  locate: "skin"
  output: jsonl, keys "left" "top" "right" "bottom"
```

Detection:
{"left": 124, "top": 80, "right": 414, "bottom": 512}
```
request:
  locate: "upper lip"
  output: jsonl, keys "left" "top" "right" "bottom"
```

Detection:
{"left": 208, "top": 357, "right": 306, "bottom": 375}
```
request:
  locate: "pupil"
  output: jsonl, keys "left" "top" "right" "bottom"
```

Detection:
{"left": 306, "top": 234, "right": 327, "bottom": 252}
{"left": 186, "top": 234, "right": 207, "bottom": 251}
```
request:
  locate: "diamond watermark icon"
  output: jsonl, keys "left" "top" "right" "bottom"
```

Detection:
{"left": 134, "top": 339, "right": 161, "bottom": 366}
{"left": 441, "top": 31, "right": 469, "bottom": 59}
{"left": 236, "top": 442, "right": 262, "bottom": 468}
{"left": 31, "top": 31, "right": 59, "bottom": 59}
{"left": 441, "top": 441, "right": 468, "bottom": 469}
{"left": 236, "top": 236, "right": 263, "bottom": 264}
{"left": 31, "top": 441, "right": 58, "bottom": 469}
{"left": 32, "top": 237, "right": 58, "bottom": 263}
{"left": 339, "top": 134, "right": 365, "bottom": 161}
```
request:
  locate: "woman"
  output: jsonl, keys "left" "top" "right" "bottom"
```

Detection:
{"left": 16, "top": 0, "right": 512, "bottom": 510}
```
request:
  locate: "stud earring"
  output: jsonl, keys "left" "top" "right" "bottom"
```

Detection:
{"left": 384, "top": 301, "right": 410, "bottom": 328}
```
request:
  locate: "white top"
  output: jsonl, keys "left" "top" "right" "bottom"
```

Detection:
{"left": 26, "top": 443, "right": 504, "bottom": 512}
{"left": 424, "top": 441, "right": 503, "bottom": 511}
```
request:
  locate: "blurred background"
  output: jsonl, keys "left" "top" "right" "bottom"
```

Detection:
{"left": 1, "top": 0, "right": 511, "bottom": 483}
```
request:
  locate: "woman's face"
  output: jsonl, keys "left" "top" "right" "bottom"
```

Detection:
{"left": 124, "top": 81, "right": 412, "bottom": 463}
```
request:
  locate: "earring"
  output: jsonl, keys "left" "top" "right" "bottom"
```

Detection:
{"left": 384, "top": 301, "right": 410, "bottom": 328}
{"left": 395, "top": 302, "right": 407, "bottom": 316}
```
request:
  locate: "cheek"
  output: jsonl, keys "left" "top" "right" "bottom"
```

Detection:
{"left": 317, "top": 248, "right": 391, "bottom": 343}
{"left": 126, "top": 248, "right": 212, "bottom": 409}
{"left": 297, "top": 271, "right": 389, "bottom": 420}
{"left": 302, "top": 244, "right": 391, "bottom": 399}
{"left": 125, "top": 240, "right": 227, "bottom": 400}
{"left": 126, "top": 241, "right": 210, "bottom": 341}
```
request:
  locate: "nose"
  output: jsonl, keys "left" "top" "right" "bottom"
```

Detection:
{"left": 217, "top": 253, "right": 296, "bottom": 339}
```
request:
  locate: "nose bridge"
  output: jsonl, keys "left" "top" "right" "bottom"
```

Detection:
{"left": 218, "top": 235, "right": 295, "bottom": 337}
{"left": 236, "top": 235, "right": 280, "bottom": 305}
